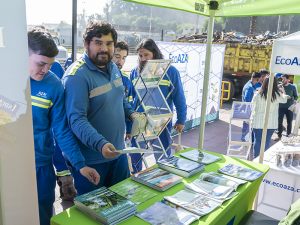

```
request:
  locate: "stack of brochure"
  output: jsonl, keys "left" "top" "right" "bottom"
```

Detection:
{"left": 74, "top": 187, "right": 136, "bottom": 225}
{"left": 137, "top": 201, "right": 200, "bottom": 225}
{"left": 180, "top": 149, "right": 221, "bottom": 165}
{"left": 164, "top": 189, "right": 221, "bottom": 217}
{"left": 157, "top": 156, "right": 205, "bottom": 177}
{"left": 131, "top": 167, "right": 182, "bottom": 191}
{"left": 218, "top": 164, "right": 263, "bottom": 181}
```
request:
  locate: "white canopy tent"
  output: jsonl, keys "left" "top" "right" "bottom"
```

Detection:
{"left": 260, "top": 32, "right": 300, "bottom": 162}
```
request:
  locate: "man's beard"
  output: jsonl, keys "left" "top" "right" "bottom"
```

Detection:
{"left": 90, "top": 51, "right": 112, "bottom": 67}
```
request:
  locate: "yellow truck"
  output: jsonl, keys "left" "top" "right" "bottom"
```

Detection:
{"left": 223, "top": 43, "right": 272, "bottom": 100}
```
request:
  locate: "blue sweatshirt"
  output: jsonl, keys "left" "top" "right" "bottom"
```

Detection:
{"left": 121, "top": 71, "right": 134, "bottom": 134}
{"left": 30, "top": 72, "right": 85, "bottom": 170}
{"left": 62, "top": 53, "right": 134, "bottom": 165}
{"left": 130, "top": 65, "right": 187, "bottom": 126}
{"left": 242, "top": 80, "right": 256, "bottom": 102}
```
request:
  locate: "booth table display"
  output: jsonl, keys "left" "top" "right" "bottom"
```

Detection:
{"left": 51, "top": 149, "right": 269, "bottom": 225}
{"left": 257, "top": 141, "right": 300, "bottom": 220}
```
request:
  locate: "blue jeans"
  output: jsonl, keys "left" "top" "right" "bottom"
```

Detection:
{"left": 36, "top": 164, "right": 56, "bottom": 225}
{"left": 253, "top": 128, "right": 275, "bottom": 158}
{"left": 241, "top": 121, "right": 249, "bottom": 141}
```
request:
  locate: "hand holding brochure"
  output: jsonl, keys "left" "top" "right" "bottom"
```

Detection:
{"left": 218, "top": 164, "right": 263, "bottom": 181}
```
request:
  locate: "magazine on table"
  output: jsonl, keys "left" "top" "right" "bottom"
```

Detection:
{"left": 131, "top": 167, "right": 182, "bottom": 191}
{"left": 109, "top": 179, "right": 157, "bottom": 205}
{"left": 164, "top": 189, "right": 221, "bottom": 216}
{"left": 180, "top": 149, "right": 221, "bottom": 165}
{"left": 218, "top": 164, "right": 263, "bottom": 181}
{"left": 199, "top": 172, "right": 247, "bottom": 190}
{"left": 74, "top": 187, "right": 136, "bottom": 225}
{"left": 137, "top": 201, "right": 200, "bottom": 225}
{"left": 185, "top": 179, "right": 235, "bottom": 201}
{"left": 157, "top": 156, "right": 205, "bottom": 178}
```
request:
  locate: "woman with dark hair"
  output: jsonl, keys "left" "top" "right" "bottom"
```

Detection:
{"left": 251, "top": 76, "right": 288, "bottom": 158}
{"left": 129, "top": 38, "right": 187, "bottom": 173}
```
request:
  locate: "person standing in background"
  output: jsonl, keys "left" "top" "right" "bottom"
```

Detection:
{"left": 274, "top": 74, "right": 298, "bottom": 141}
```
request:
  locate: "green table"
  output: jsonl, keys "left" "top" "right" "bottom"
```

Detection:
{"left": 51, "top": 150, "right": 269, "bottom": 225}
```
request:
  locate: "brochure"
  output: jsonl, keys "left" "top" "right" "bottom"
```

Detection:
{"left": 180, "top": 149, "right": 221, "bottom": 165}
{"left": 134, "top": 59, "right": 171, "bottom": 88}
{"left": 109, "top": 179, "right": 157, "bottom": 205}
{"left": 199, "top": 172, "right": 246, "bottom": 190}
{"left": 157, "top": 156, "right": 205, "bottom": 178}
{"left": 164, "top": 189, "right": 221, "bottom": 216}
{"left": 218, "top": 164, "right": 263, "bottom": 181}
{"left": 116, "top": 147, "right": 161, "bottom": 154}
{"left": 131, "top": 167, "right": 182, "bottom": 191}
{"left": 186, "top": 179, "right": 234, "bottom": 201}
{"left": 137, "top": 201, "right": 200, "bottom": 225}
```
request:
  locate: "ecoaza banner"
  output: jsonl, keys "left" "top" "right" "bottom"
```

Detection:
{"left": 157, "top": 41, "right": 225, "bottom": 130}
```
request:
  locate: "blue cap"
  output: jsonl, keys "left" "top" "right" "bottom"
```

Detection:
{"left": 275, "top": 73, "right": 283, "bottom": 79}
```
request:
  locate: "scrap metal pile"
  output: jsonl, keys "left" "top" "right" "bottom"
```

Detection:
{"left": 176, "top": 31, "right": 289, "bottom": 45}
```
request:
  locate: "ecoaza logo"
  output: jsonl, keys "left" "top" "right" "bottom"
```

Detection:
{"left": 169, "top": 53, "right": 188, "bottom": 63}
{"left": 275, "top": 56, "right": 300, "bottom": 66}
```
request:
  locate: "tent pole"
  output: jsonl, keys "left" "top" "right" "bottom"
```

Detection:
{"left": 259, "top": 72, "right": 275, "bottom": 163}
{"left": 71, "top": 0, "right": 78, "bottom": 62}
{"left": 253, "top": 72, "right": 274, "bottom": 210}
{"left": 198, "top": 12, "right": 215, "bottom": 150}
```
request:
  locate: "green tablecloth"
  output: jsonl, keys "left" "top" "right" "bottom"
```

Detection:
{"left": 51, "top": 150, "right": 269, "bottom": 225}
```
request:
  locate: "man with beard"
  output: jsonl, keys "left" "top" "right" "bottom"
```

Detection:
{"left": 129, "top": 38, "right": 187, "bottom": 173}
{"left": 62, "top": 21, "right": 140, "bottom": 194}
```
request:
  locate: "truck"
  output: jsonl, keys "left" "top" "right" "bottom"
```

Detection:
{"left": 174, "top": 33, "right": 290, "bottom": 101}
{"left": 223, "top": 43, "right": 272, "bottom": 100}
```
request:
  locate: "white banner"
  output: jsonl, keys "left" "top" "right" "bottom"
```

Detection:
{"left": 157, "top": 41, "right": 225, "bottom": 130}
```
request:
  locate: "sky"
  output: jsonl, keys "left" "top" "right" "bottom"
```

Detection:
{"left": 25, "top": 0, "right": 109, "bottom": 25}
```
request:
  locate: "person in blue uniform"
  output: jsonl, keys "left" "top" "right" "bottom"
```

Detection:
{"left": 112, "top": 41, "right": 134, "bottom": 139}
{"left": 241, "top": 72, "right": 261, "bottom": 141}
{"left": 62, "top": 21, "right": 142, "bottom": 195}
{"left": 130, "top": 38, "right": 187, "bottom": 173}
{"left": 49, "top": 62, "right": 78, "bottom": 201}
{"left": 28, "top": 28, "right": 100, "bottom": 225}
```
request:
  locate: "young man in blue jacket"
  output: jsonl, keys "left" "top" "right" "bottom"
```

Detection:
{"left": 28, "top": 28, "right": 100, "bottom": 225}
{"left": 130, "top": 38, "right": 187, "bottom": 173}
{"left": 112, "top": 41, "right": 134, "bottom": 140}
{"left": 62, "top": 21, "right": 142, "bottom": 195}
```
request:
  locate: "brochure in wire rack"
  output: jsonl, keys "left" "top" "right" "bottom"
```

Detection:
{"left": 231, "top": 101, "right": 252, "bottom": 120}
{"left": 134, "top": 59, "right": 172, "bottom": 88}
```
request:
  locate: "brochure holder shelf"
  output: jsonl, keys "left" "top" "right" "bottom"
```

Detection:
{"left": 227, "top": 101, "right": 252, "bottom": 160}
